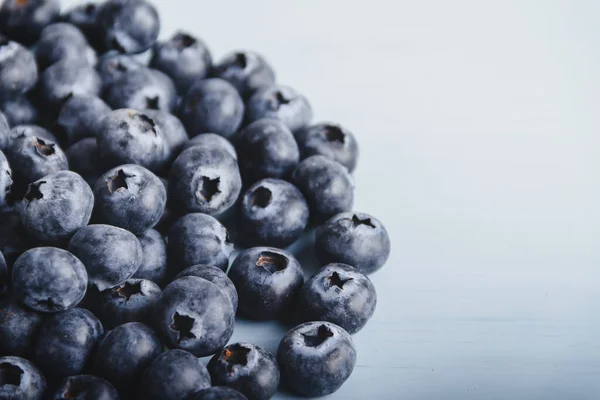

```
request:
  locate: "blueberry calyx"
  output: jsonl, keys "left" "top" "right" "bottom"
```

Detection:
{"left": 115, "top": 281, "right": 143, "bottom": 300}
{"left": 302, "top": 324, "right": 334, "bottom": 347}
{"left": 173, "top": 33, "right": 196, "bottom": 50}
{"left": 223, "top": 344, "right": 251, "bottom": 373}
{"left": 36, "top": 297, "right": 57, "bottom": 311}
{"left": 351, "top": 214, "right": 375, "bottom": 228}
{"left": 256, "top": 251, "right": 287, "bottom": 274}
{"left": 0, "top": 362, "right": 23, "bottom": 386}
{"left": 24, "top": 181, "right": 45, "bottom": 201}
{"left": 324, "top": 125, "right": 346, "bottom": 144}
{"left": 145, "top": 96, "right": 160, "bottom": 110}
{"left": 233, "top": 53, "right": 248, "bottom": 69}
{"left": 83, "top": 3, "right": 96, "bottom": 15}
{"left": 34, "top": 138, "right": 56, "bottom": 157}
{"left": 250, "top": 186, "right": 272, "bottom": 208}
{"left": 135, "top": 113, "right": 158, "bottom": 136}
{"left": 170, "top": 312, "right": 196, "bottom": 343}
{"left": 328, "top": 272, "right": 352, "bottom": 290}
{"left": 270, "top": 91, "right": 291, "bottom": 110}
{"left": 197, "top": 176, "right": 221, "bottom": 203}
{"left": 108, "top": 169, "right": 130, "bottom": 193}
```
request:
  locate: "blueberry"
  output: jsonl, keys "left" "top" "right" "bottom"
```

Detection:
{"left": 34, "top": 308, "right": 103, "bottom": 377}
{"left": 97, "top": 0, "right": 160, "bottom": 54}
{"left": 296, "top": 122, "right": 359, "bottom": 172}
{"left": 96, "top": 52, "right": 143, "bottom": 89}
{"left": 138, "top": 349, "right": 211, "bottom": 400}
{"left": 52, "top": 375, "right": 119, "bottom": 400}
{"left": 0, "top": 0, "right": 60, "bottom": 44}
{"left": 298, "top": 263, "right": 377, "bottom": 334}
{"left": 0, "top": 356, "right": 46, "bottom": 400}
{"left": 66, "top": 138, "right": 103, "bottom": 187}
{"left": 178, "top": 78, "right": 244, "bottom": 138}
{"left": 38, "top": 59, "right": 101, "bottom": 111}
{"left": 153, "top": 276, "right": 235, "bottom": 356}
{"left": 12, "top": 247, "right": 88, "bottom": 313}
{"left": 142, "top": 109, "right": 189, "bottom": 160}
{"left": 21, "top": 171, "right": 93, "bottom": 243}
{"left": 0, "top": 96, "right": 39, "bottom": 127}
{"left": 213, "top": 51, "right": 275, "bottom": 99}
{"left": 246, "top": 85, "right": 312, "bottom": 134}
{"left": 175, "top": 265, "right": 238, "bottom": 312}
{"left": 97, "top": 109, "right": 171, "bottom": 172}
{"left": 94, "top": 164, "right": 166, "bottom": 235}
{"left": 192, "top": 387, "right": 248, "bottom": 400}
{"left": 55, "top": 94, "right": 111, "bottom": 145}
{"left": 0, "top": 212, "right": 33, "bottom": 268}
{"left": 237, "top": 179, "right": 309, "bottom": 248}
{"left": 0, "top": 150, "right": 13, "bottom": 207}
{"left": 0, "top": 112, "right": 9, "bottom": 148}
{"left": 150, "top": 32, "right": 212, "bottom": 93}
{"left": 181, "top": 133, "right": 237, "bottom": 160}
{"left": 8, "top": 125, "right": 57, "bottom": 144}
{"left": 291, "top": 155, "right": 354, "bottom": 222}
{"left": 104, "top": 67, "right": 177, "bottom": 112}
{"left": 34, "top": 23, "right": 96, "bottom": 70}
{"left": 207, "top": 343, "right": 279, "bottom": 400}
{"left": 277, "top": 322, "right": 356, "bottom": 397}
{"left": 168, "top": 145, "right": 242, "bottom": 215}
{"left": 68, "top": 224, "right": 142, "bottom": 291}
{"left": 95, "top": 279, "right": 161, "bottom": 329}
{"left": 167, "top": 213, "right": 233, "bottom": 272}
{"left": 0, "top": 251, "right": 7, "bottom": 297}
{"left": 93, "top": 322, "right": 163, "bottom": 391}
{"left": 132, "top": 229, "right": 168, "bottom": 285}
{"left": 315, "top": 212, "right": 391, "bottom": 274}
{"left": 0, "top": 37, "right": 38, "bottom": 99}
{"left": 228, "top": 247, "right": 304, "bottom": 320}
{"left": 61, "top": 2, "right": 103, "bottom": 50}
{"left": 0, "top": 298, "right": 44, "bottom": 357}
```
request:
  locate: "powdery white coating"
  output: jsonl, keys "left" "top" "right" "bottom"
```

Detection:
{"left": 0, "top": 39, "right": 38, "bottom": 96}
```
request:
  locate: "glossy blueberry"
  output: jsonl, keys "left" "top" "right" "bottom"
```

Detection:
{"left": 97, "top": 109, "right": 171, "bottom": 172}
{"left": 56, "top": 94, "right": 111, "bottom": 145}
{"left": 132, "top": 229, "right": 168, "bottom": 285}
{"left": 168, "top": 145, "right": 242, "bottom": 215}
{"left": 35, "top": 308, "right": 103, "bottom": 377}
{"left": 213, "top": 51, "right": 275, "bottom": 99}
{"left": 21, "top": 171, "right": 93, "bottom": 243}
{"left": 153, "top": 276, "right": 235, "bottom": 356}
{"left": 138, "top": 349, "right": 211, "bottom": 400}
{"left": 68, "top": 224, "right": 142, "bottom": 291}
{"left": 93, "top": 322, "right": 163, "bottom": 390}
{"left": 234, "top": 119, "right": 299, "bottom": 183}
{"left": 0, "top": 96, "right": 39, "bottom": 127}
{"left": 104, "top": 67, "right": 177, "bottom": 112}
{"left": 207, "top": 343, "right": 279, "bottom": 400}
{"left": 34, "top": 23, "right": 96, "bottom": 70}
{"left": 291, "top": 155, "right": 354, "bottom": 222}
{"left": 95, "top": 279, "right": 161, "bottom": 329}
{"left": 8, "top": 125, "right": 57, "bottom": 145}
{"left": 53, "top": 375, "right": 119, "bottom": 400}
{"left": 0, "top": 356, "right": 46, "bottom": 400}
{"left": 0, "top": 252, "right": 7, "bottom": 297}
{"left": 277, "top": 321, "right": 356, "bottom": 397}
{"left": 143, "top": 109, "right": 189, "bottom": 160}
{"left": 96, "top": 52, "right": 144, "bottom": 88}
{"left": 315, "top": 212, "right": 391, "bottom": 275}
{"left": 193, "top": 387, "right": 248, "bottom": 400}
{"left": 0, "top": 0, "right": 60, "bottom": 45}
{"left": 39, "top": 59, "right": 101, "bottom": 111}
{"left": 0, "top": 150, "right": 12, "bottom": 207}
{"left": 12, "top": 247, "right": 88, "bottom": 313}
{"left": 150, "top": 32, "right": 212, "bottom": 92}
{"left": 237, "top": 179, "right": 308, "bottom": 248}
{"left": 0, "top": 298, "right": 44, "bottom": 357}
{"left": 178, "top": 78, "right": 244, "bottom": 138}
{"left": 246, "top": 85, "right": 312, "bottom": 134}
{"left": 61, "top": 2, "right": 103, "bottom": 50}
{"left": 296, "top": 122, "right": 359, "bottom": 172}
{"left": 228, "top": 247, "right": 304, "bottom": 320}
{"left": 182, "top": 133, "right": 237, "bottom": 160}
{"left": 175, "top": 265, "right": 238, "bottom": 312}
{"left": 66, "top": 138, "right": 103, "bottom": 187}
{"left": 0, "top": 37, "right": 38, "bottom": 99}
{"left": 94, "top": 164, "right": 166, "bottom": 234}
{"left": 167, "top": 213, "right": 233, "bottom": 272}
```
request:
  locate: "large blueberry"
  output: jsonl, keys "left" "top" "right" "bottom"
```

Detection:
{"left": 175, "top": 265, "right": 238, "bottom": 312}
{"left": 0, "top": 37, "right": 38, "bottom": 99}
{"left": 315, "top": 212, "right": 391, "bottom": 274}
{"left": 52, "top": 375, "right": 119, "bottom": 400}
{"left": 246, "top": 85, "right": 312, "bottom": 134}
{"left": 207, "top": 343, "right": 279, "bottom": 400}
{"left": 95, "top": 279, "right": 161, "bottom": 329}
{"left": 34, "top": 23, "right": 96, "bottom": 70}
{"left": 12, "top": 247, "right": 88, "bottom": 313}
{"left": 0, "top": 0, "right": 60, "bottom": 44}
{"left": 96, "top": 52, "right": 143, "bottom": 88}
{"left": 167, "top": 213, "right": 233, "bottom": 272}
{"left": 5, "top": 136, "right": 67, "bottom": 187}
{"left": 212, "top": 51, "right": 275, "bottom": 99}
{"left": 38, "top": 59, "right": 101, "bottom": 111}
{"left": 56, "top": 94, "right": 111, "bottom": 145}
{"left": 0, "top": 356, "right": 46, "bottom": 400}
{"left": 0, "top": 298, "right": 44, "bottom": 357}
{"left": 132, "top": 229, "right": 168, "bottom": 285}
{"left": 68, "top": 224, "right": 142, "bottom": 291}
{"left": 228, "top": 247, "right": 304, "bottom": 320}
{"left": 0, "top": 95, "right": 39, "bottom": 127}
{"left": 153, "top": 276, "right": 235, "bottom": 357}
{"left": 193, "top": 387, "right": 248, "bottom": 400}
{"left": 277, "top": 322, "right": 356, "bottom": 397}
{"left": 104, "top": 67, "right": 177, "bottom": 112}
{"left": 181, "top": 133, "right": 237, "bottom": 160}
{"left": 65, "top": 138, "right": 103, "bottom": 187}
{"left": 0, "top": 150, "right": 12, "bottom": 207}
{"left": 296, "top": 122, "right": 359, "bottom": 172}
{"left": 143, "top": 109, "right": 189, "bottom": 160}
{"left": 138, "top": 349, "right": 211, "bottom": 400}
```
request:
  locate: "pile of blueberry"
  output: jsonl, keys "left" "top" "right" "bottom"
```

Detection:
{"left": 0, "top": 0, "right": 392, "bottom": 399}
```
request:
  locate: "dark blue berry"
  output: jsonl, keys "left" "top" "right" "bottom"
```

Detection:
{"left": 65, "top": 138, "right": 103, "bottom": 187}
{"left": 0, "top": 251, "right": 7, "bottom": 297}
{"left": 0, "top": 356, "right": 46, "bottom": 400}
{"left": 0, "top": 298, "right": 44, "bottom": 357}
{"left": 9, "top": 125, "right": 57, "bottom": 145}
{"left": 104, "top": 67, "right": 177, "bottom": 112}
{"left": 0, "top": 0, "right": 60, "bottom": 45}
{"left": 296, "top": 122, "right": 359, "bottom": 172}
{"left": 38, "top": 59, "right": 101, "bottom": 111}
{"left": 55, "top": 94, "right": 111, "bottom": 145}
{"left": 143, "top": 109, "right": 189, "bottom": 161}
{"left": 192, "top": 387, "right": 248, "bottom": 400}
{"left": 175, "top": 265, "right": 238, "bottom": 312}
{"left": 132, "top": 229, "right": 168, "bottom": 285}
{"left": 0, "top": 96, "right": 39, "bottom": 127}
{"left": 61, "top": 2, "right": 103, "bottom": 50}
{"left": 212, "top": 51, "right": 275, "bottom": 99}
{"left": 95, "top": 279, "right": 161, "bottom": 329}
{"left": 96, "top": 52, "right": 143, "bottom": 89}
{"left": 0, "top": 37, "right": 38, "bottom": 99}
{"left": 0, "top": 212, "right": 33, "bottom": 268}
{"left": 52, "top": 374, "right": 119, "bottom": 400}
{"left": 181, "top": 133, "right": 237, "bottom": 160}
{"left": 34, "top": 23, "right": 96, "bottom": 70}
{"left": 246, "top": 85, "right": 312, "bottom": 134}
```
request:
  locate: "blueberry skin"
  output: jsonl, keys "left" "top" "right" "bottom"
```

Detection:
{"left": 56, "top": 95, "right": 111, "bottom": 145}
{"left": 8, "top": 125, "right": 57, "bottom": 145}
{"left": 0, "top": 356, "right": 46, "bottom": 400}
{"left": 138, "top": 349, "right": 211, "bottom": 400}
{"left": 153, "top": 276, "right": 235, "bottom": 357}
{"left": 228, "top": 247, "right": 304, "bottom": 320}
{"left": 61, "top": 1, "right": 103, "bottom": 46}
{"left": 207, "top": 343, "right": 279, "bottom": 400}
{"left": 12, "top": 247, "right": 88, "bottom": 313}
{"left": 296, "top": 122, "right": 359, "bottom": 172}
{"left": 277, "top": 321, "right": 356, "bottom": 397}
{"left": 68, "top": 224, "right": 142, "bottom": 291}
{"left": 237, "top": 179, "right": 309, "bottom": 248}
{"left": 132, "top": 229, "right": 168, "bottom": 285}
{"left": 93, "top": 322, "right": 163, "bottom": 390}
{"left": 193, "top": 387, "right": 248, "bottom": 400}
{"left": 298, "top": 263, "right": 377, "bottom": 334}
{"left": 0, "top": 298, "right": 44, "bottom": 357}
{"left": 0, "top": 212, "right": 33, "bottom": 269}
{"left": 0, "top": 251, "right": 7, "bottom": 297}
{"left": 167, "top": 213, "right": 233, "bottom": 272}
{"left": 0, "top": 150, "right": 13, "bottom": 207}
{"left": 213, "top": 51, "right": 275, "bottom": 99}
{"left": 0, "top": 38, "right": 38, "bottom": 98}
{"left": 234, "top": 119, "right": 300, "bottom": 183}
{"left": 0, "top": 0, "right": 60, "bottom": 45}
{"left": 104, "top": 68, "right": 177, "bottom": 113}
{"left": 34, "top": 23, "right": 96, "bottom": 71}
{"left": 53, "top": 374, "right": 119, "bottom": 400}
{"left": 291, "top": 155, "right": 354, "bottom": 222}
{"left": 98, "top": 0, "right": 160, "bottom": 54}
{"left": 94, "top": 164, "right": 166, "bottom": 234}
{"left": 21, "top": 171, "right": 93, "bottom": 243}
{"left": 150, "top": 32, "right": 212, "bottom": 93}
{"left": 95, "top": 279, "right": 161, "bottom": 329}
{"left": 246, "top": 85, "right": 313, "bottom": 134}
{"left": 66, "top": 138, "right": 103, "bottom": 187}
{"left": 182, "top": 133, "right": 237, "bottom": 160}
{"left": 168, "top": 145, "right": 242, "bottom": 215}
{"left": 97, "top": 109, "right": 171, "bottom": 172}
{"left": 0, "top": 96, "right": 39, "bottom": 127}
{"left": 34, "top": 308, "right": 103, "bottom": 377}
{"left": 315, "top": 212, "right": 391, "bottom": 275}
{"left": 178, "top": 78, "right": 244, "bottom": 139}
{"left": 39, "top": 59, "right": 102, "bottom": 111}
{"left": 97, "top": 52, "right": 144, "bottom": 89}
{"left": 0, "top": 112, "right": 9, "bottom": 148}
{"left": 175, "top": 265, "right": 238, "bottom": 312}
{"left": 143, "top": 109, "right": 189, "bottom": 160}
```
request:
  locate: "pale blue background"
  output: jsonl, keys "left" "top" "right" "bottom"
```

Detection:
{"left": 63, "top": 1, "right": 600, "bottom": 398}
